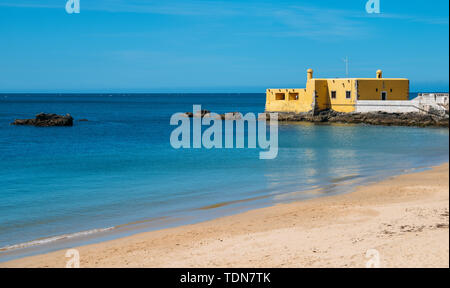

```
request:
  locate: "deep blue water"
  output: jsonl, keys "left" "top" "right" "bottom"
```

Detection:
{"left": 0, "top": 93, "right": 448, "bottom": 260}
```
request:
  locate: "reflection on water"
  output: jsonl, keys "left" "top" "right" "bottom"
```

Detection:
{"left": 263, "top": 122, "right": 448, "bottom": 203}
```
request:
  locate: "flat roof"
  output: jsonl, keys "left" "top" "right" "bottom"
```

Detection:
{"left": 312, "top": 78, "right": 409, "bottom": 80}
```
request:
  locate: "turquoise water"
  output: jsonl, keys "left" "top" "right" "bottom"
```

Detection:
{"left": 0, "top": 93, "right": 448, "bottom": 260}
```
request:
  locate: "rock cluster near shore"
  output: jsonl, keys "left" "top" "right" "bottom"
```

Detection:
{"left": 261, "top": 110, "right": 449, "bottom": 127}
{"left": 184, "top": 109, "right": 449, "bottom": 127}
{"left": 183, "top": 110, "right": 243, "bottom": 120}
{"left": 11, "top": 113, "right": 74, "bottom": 127}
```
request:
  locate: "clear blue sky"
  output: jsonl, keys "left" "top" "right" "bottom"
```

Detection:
{"left": 0, "top": 0, "right": 448, "bottom": 92}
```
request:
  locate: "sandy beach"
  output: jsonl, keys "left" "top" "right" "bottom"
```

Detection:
{"left": 1, "top": 163, "right": 448, "bottom": 268}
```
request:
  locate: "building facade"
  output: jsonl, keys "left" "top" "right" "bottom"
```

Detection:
{"left": 266, "top": 69, "right": 410, "bottom": 113}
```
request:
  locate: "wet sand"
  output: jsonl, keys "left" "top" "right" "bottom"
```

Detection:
{"left": 1, "top": 163, "right": 448, "bottom": 268}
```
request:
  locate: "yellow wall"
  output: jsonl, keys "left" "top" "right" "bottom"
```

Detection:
{"left": 312, "top": 80, "right": 330, "bottom": 111}
{"left": 357, "top": 79, "right": 409, "bottom": 101}
{"left": 265, "top": 70, "right": 410, "bottom": 114}
{"left": 265, "top": 88, "right": 313, "bottom": 113}
{"left": 326, "top": 79, "right": 357, "bottom": 112}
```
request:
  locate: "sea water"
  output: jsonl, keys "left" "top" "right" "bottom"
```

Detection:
{"left": 0, "top": 93, "right": 448, "bottom": 261}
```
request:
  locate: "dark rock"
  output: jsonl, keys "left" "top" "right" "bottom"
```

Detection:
{"left": 261, "top": 110, "right": 449, "bottom": 127}
{"left": 183, "top": 110, "right": 211, "bottom": 118}
{"left": 224, "top": 112, "right": 242, "bottom": 120}
{"left": 184, "top": 108, "right": 449, "bottom": 128}
{"left": 194, "top": 110, "right": 211, "bottom": 118}
{"left": 11, "top": 113, "right": 74, "bottom": 127}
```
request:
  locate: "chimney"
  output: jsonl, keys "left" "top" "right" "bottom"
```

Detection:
{"left": 376, "top": 70, "right": 382, "bottom": 79}
{"left": 307, "top": 69, "right": 313, "bottom": 81}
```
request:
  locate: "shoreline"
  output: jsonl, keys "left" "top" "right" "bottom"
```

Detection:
{"left": 0, "top": 161, "right": 427, "bottom": 262}
{"left": 268, "top": 111, "right": 449, "bottom": 128}
{"left": 1, "top": 163, "right": 448, "bottom": 268}
{"left": 0, "top": 163, "right": 436, "bottom": 262}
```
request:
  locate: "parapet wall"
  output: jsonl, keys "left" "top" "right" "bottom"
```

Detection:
{"left": 356, "top": 94, "right": 449, "bottom": 116}
{"left": 355, "top": 101, "right": 420, "bottom": 113}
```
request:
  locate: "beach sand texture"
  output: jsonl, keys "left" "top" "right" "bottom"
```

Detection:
{"left": 2, "top": 163, "right": 448, "bottom": 268}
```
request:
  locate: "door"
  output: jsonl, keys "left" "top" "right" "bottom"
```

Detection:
{"left": 381, "top": 91, "right": 387, "bottom": 101}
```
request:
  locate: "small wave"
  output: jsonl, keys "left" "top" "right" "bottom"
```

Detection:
{"left": 0, "top": 227, "right": 115, "bottom": 252}
{"left": 196, "top": 194, "right": 271, "bottom": 211}
{"left": 330, "top": 174, "right": 361, "bottom": 184}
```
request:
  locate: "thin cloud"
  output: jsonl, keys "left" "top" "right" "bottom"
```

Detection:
{"left": 1, "top": 0, "right": 448, "bottom": 26}
{"left": 269, "top": 5, "right": 369, "bottom": 39}
{"left": 0, "top": 0, "right": 242, "bottom": 16}
{"left": 1, "top": 0, "right": 446, "bottom": 40}
{"left": 0, "top": 1, "right": 59, "bottom": 9}
{"left": 374, "top": 13, "right": 449, "bottom": 25}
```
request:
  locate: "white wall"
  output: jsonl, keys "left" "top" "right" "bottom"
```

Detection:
{"left": 355, "top": 100, "right": 420, "bottom": 113}
{"left": 415, "top": 93, "right": 449, "bottom": 106}
{"left": 356, "top": 94, "right": 449, "bottom": 116}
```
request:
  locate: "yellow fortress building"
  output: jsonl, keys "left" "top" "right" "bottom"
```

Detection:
{"left": 266, "top": 69, "right": 409, "bottom": 113}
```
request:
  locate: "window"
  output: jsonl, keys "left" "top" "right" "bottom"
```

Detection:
{"left": 346, "top": 91, "right": 352, "bottom": 99}
{"left": 376, "top": 88, "right": 378, "bottom": 92}
{"left": 381, "top": 92, "right": 387, "bottom": 101}
{"left": 275, "top": 93, "right": 285, "bottom": 101}
{"left": 289, "top": 93, "right": 299, "bottom": 101}
{"left": 331, "top": 91, "right": 337, "bottom": 99}
{"left": 390, "top": 89, "right": 393, "bottom": 92}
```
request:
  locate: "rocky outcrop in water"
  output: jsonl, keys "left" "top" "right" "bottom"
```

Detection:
{"left": 260, "top": 110, "right": 449, "bottom": 128}
{"left": 185, "top": 109, "right": 449, "bottom": 127}
{"left": 11, "top": 113, "right": 74, "bottom": 127}
{"left": 183, "top": 111, "right": 242, "bottom": 120}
